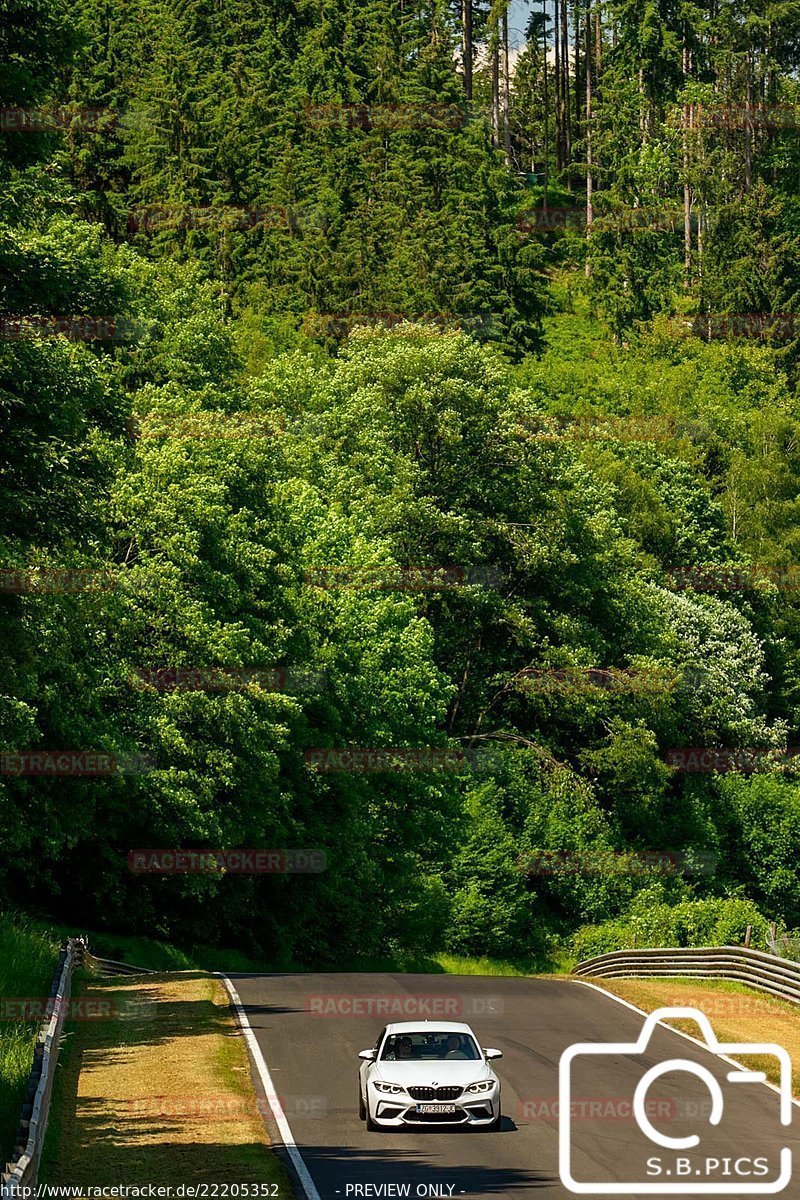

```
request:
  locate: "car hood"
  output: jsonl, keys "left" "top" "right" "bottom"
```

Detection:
{"left": 371, "top": 1061, "right": 494, "bottom": 1087}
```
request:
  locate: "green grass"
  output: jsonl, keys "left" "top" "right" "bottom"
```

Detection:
{"left": 594, "top": 975, "right": 800, "bottom": 1095}
{"left": 25, "top": 915, "right": 572, "bottom": 977}
{"left": 20, "top": 912, "right": 574, "bottom": 983}
{"left": 41, "top": 972, "right": 292, "bottom": 1189}
{"left": 0, "top": 914, "right": 61, "bottom": 1162}
{"left": 39, "top": 920, "right": 273, "bottom": 974}
{"left": 432, "top": 951, "right": 569, "bottom": 976}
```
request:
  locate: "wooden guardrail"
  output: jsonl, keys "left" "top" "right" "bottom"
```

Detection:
{"left": 1, "top": 938, "right": 84, "bottom": 1198}
{"left": 573, "top": 945, "right": 800, "bottom": 1004}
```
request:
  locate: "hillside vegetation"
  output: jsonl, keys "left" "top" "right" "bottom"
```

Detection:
{"left": 2, "top": 0, "right": 800, "bottom": 969}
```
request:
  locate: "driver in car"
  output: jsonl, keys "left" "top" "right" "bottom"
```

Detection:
{"left": 444, "top": 1034, "right": 467, "bottom": 1059}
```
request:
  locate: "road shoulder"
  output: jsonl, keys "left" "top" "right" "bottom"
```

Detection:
{"left": 41, "top": 969, "right": 293, "bottom": 1190}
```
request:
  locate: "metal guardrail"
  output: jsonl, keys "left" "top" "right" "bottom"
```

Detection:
{"left": 0, "top": 936, "right": 154, "bottom": 1196}
{"left": 573, "top": 945, "right": 800, "bottom": 1004}
{"left": 1, "top": 937, "right": 84, "bottom": 1198}
{"left": 85, "top": 953, "right": 155, "bottom": 978}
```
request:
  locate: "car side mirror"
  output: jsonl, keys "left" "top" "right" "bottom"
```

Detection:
{"left": 358, "top": 1048, "right": 377, "bottom": 1060}
{"left": 483, "top": 1048, "right": 503, "bottom": 1060}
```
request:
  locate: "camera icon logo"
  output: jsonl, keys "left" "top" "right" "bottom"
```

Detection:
{"left": 559, "top": 1006, "right": 793, "bottom": 1194}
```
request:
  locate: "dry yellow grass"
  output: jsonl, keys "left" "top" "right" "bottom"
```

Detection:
{"left": 590, "top": 976, "right": 800, "bottom": 1095}
{"left": 42, "top": 971, "right": 291, "bottom": 1191}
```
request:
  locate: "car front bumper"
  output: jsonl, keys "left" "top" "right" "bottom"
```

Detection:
{"left": 369, "top": 1089, "right": 500, "bottom": 1127}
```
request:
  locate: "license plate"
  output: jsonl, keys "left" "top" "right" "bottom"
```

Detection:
{"left": 416, "top": 1103, "right": 457, "bottom": 1114}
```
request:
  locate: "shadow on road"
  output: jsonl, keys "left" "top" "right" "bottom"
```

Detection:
{"left": 290, "top": 1141, "right": 554, "bottom": 1192}
{"left": 239, "top": 1003, "right": 308, "bottom": 1016}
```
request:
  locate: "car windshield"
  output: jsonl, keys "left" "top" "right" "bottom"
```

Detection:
{"left": 380, "top": 1032, "right": 481, "bottom": 1061}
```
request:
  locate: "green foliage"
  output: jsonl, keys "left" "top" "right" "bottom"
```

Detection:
{"left": 571, "top": 894, "right": 770, "bottom": 961}
{"left": 3, "top": 0, "right": 800, "bottom": 975}
{"left": 0, "top": 914, "right": 61, "bottom": 1159}
{"left": 715, "top": 774, "right": 800, "bottom": 927}
{"left": 65, "top": 0, "right": 547, "bottom": 357}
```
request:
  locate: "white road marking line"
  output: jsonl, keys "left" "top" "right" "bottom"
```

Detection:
{"left": 574, "top": 978, "right": 800, "bottom": 1110}
{"left": 219, "top": 974, "right": 323, "bottom": 1200}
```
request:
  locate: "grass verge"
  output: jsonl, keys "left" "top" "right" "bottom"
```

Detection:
{"left": 432, "top": 952, "right": 568, "bottom": 976}
{"left": 41, "top": 970, "right": 292, "bottom": 1189}
{"left": 587, "top": 975, "right": 800, "bottom": 1095}
{"left": 39, "top": 920, "right": 272, "bottom": 974}
{"left": 0, "top": 914, "right": 61, "bottom": 1162}
{"left": 30, "top": 914, "right": 571, "bottom": 976}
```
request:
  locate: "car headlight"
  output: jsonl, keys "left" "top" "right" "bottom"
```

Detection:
{"left": 373, "top": 1081, "right": 406, "bottom": 1094}
{"left": 465, "top": 1080, "right": 494, "bottom": 1094}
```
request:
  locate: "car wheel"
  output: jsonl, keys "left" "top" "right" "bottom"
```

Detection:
{"left": 365, "top": 1097, "right": 379, "bottom": 1132}
{"left": 358, "top": 1085, "right": 366, "bottom": 1120}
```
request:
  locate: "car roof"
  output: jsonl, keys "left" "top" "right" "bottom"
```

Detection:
{"left": 384, "top": 1021, "right": 475, "bottom": 1035}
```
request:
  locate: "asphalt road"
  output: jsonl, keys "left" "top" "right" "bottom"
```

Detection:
{"left": 228, "top": 973, "right": 795, "bottom": 1200}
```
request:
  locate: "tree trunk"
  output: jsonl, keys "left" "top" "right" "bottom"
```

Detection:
{"left": 502, "top": 5, "right": 512, "bottom": 162}
{"left": 744, "top": 47, "right": 752, "bottom": 191}
{"left": 561, "top": 0, "right": 572, "bottom": 184}
{"left": 554, "top": 0, "right": 562, "bottom": 172}
{"left": 462, "top": 0, "right": 473, "bottom": 100}
{"left": 574, "top": 1, "right": 581, "bottom": 139}
{"left": 698, "top": 203, "right": 704, "bottom": 289}
{"left": 542, "top": 0, "right": 550, "bottom": 211}
{"left": 490, "top": 7, "right": 500, "bottom": 148}
{"left": 585, "top": 0, "right": 592, "bottom": 276}
{"left": 682, "top": 42, "right": 692, "bottom": 286}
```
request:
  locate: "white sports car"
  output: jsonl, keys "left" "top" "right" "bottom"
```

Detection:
{"left": 357, "top": 1020, "right": 502, "bottom": 1130}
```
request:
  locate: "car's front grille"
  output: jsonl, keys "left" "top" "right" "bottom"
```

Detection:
{"left": 407, "top": 1085, "right": 463, "bottom": 1101}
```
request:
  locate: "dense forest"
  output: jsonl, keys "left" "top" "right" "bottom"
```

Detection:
{"left": 3, "top": 0, "right": 800, "bottom": 967}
